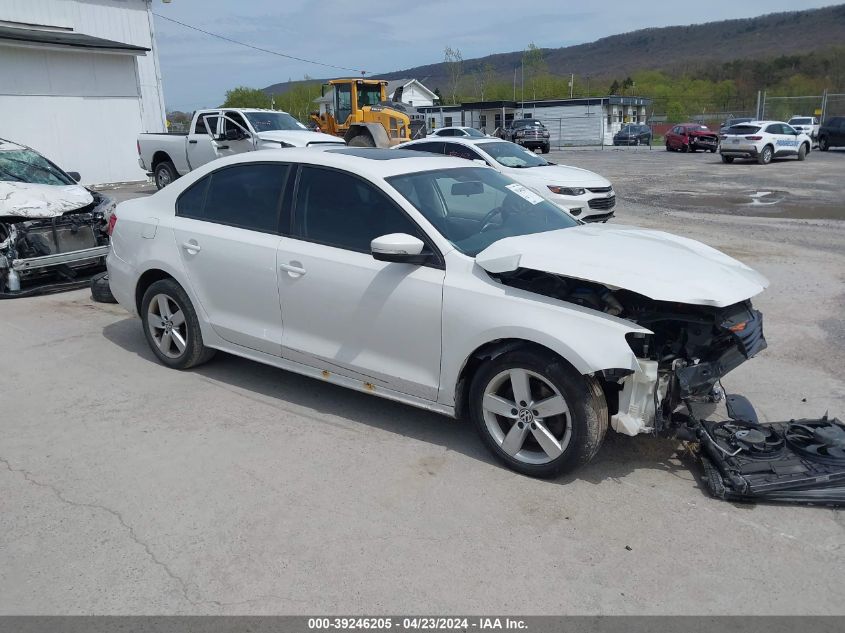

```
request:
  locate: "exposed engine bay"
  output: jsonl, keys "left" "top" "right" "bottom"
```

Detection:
{"left": 0, "top": 191, "right": 113, "bottom": 297}
{"left": 495, "top": 268, "right": 844, "bottom": 505}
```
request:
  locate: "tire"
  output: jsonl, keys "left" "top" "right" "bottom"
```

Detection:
{"left": 665, "top": 142, "right": 671, "bottom": 152}
{"left": 140, "top": 279, "right": 215, "bottom": 369}
{"left": 819, "top": 136, "right": 829, "bottom": 151}
{"left": 682, "top": 143, "right": 690, "bottom": 153}
{"left": 634, "top": 138, "right": 640, "bottom": 146}
{"left": 757, "top": 145, "right": 773, "bottom": 165}
{"left": 348, "top": 133, "right": 376, "bottom": 147}
{"left": 153, "top": 160, "right": 177, "bottom": 190}
{"left": 797, "top": 143, "right": 808, "bottom": 161}
{"left": 469, "top": 347, "right": 608, "bottom": 478}
{"left": 709, "top": 147, "right": 717, "bottom": 153}
{"left": 541, "top": 144, "right": 550, "bottom": 154}
{"left": 721, "top": 155, "right": 734, "bottom": 163}
{"left": 90, "top": 272, "right": 117, "bottom": 304}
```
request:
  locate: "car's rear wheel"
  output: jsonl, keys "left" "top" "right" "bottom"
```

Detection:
{"left": 141, "top": 279, "right": 215, "bottom": 369}
{"left": 153, "top": 160, "right": 177, "bottom": 190}
{"left": 469, "top": 348, "right": 608, "bottom": 478}
{"left": 665, "top": 142, "right": 671, "bottom": 151}
{"left": 757, "top": 145, "right": 773, "bottom": 165}
{"left": 797, "top": 143, "right": 808, "bottom": 161}
{"left": 721, "top": 155, "right": 734, "bottom": 163}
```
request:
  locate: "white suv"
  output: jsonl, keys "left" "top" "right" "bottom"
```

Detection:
{"left": 398, "top": 137, "right": 617, "bottom": 222}
{"left": 720, "top": 120, "right": 812, "bottom": 165}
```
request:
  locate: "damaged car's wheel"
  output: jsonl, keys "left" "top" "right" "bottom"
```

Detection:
{"left": 141, "top": 279, "right": 214, "bottom": 369}
{"left": 469, "top": 348, "right": 608, "bottom": 478}
{"left": 90, "top": 272, "right": 117, "bottom": 303}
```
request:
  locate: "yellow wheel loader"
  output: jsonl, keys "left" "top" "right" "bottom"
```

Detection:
{"left": 311, "top": 79, "right": 426, "bottom": 148}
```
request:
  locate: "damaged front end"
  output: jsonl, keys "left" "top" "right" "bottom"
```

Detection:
{"left": 494, "top": 267, "right": 845, "bottom": 505}
{"left": 1, "top": 184, "right": 114, "bottom": 297}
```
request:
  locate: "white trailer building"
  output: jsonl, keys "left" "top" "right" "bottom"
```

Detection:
{"left": 0, "top": 0, "right": 166, "bottom": 184}
{"left": 420, "top": 96, "right": 651, "bottom": 146}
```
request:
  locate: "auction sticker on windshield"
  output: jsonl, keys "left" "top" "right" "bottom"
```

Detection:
{"left": 505, "top": 183, "right": 544, "bottom": 204}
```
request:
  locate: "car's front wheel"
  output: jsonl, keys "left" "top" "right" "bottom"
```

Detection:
{"left": 469, "top": 348, "right": 608, "bottom": 478}
{"left": 141, "top": 279, "right": 215, "bottom": 369}
{"left": 819, "top": 136, "right": 829, "bottom": 151}
{"left": 721, "top": 155, "right": 734, "bottom": 163}
{"left": 797, "top": 142, "right": 808, "bottom": 161}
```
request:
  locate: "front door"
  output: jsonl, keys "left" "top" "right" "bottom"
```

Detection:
{"left": 171, "top": 162, "right": 290, "bottom": 355}
{"left": 186, "top": 112, "right": 222, "bottom": 170}
{"left": 277, "top": 165, "right": 444, "bottom": 400}
{"left": 216, "top": 111, "right": 256, "bottom": 159}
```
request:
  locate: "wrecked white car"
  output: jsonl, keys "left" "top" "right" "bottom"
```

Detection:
{"left": 108, "top": 148, "right": 844, "bottom": 504}
{"left": 0, "top": 139, "right": 114, "bottom": 297}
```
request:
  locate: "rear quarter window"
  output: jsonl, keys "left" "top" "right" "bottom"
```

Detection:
{"left": 725, "top": 125, "right": 761, "bottom": 135}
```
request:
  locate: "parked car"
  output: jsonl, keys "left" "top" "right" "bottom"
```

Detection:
{"left": 665, "top": 124, "right": 719, "bottom": 153}
{"left": 501, "top": 119, "right": 551, "bottom": 153}
{"left": 429, "top": 126, "right": 488, "bottom": 138}
{"left": 719, "top": 117, "right": 754, "bottom": 134}
{"left": 719, "top": 120, "right": 811, "bottom": 165}
{"left": 612, "top": 124, "right": 652, "bottom": 146}
{"left": 0, "top": 138, "right": 115, "bottom": 296}
{"left": 787, "top": 116, "right": 820, "bottom": 142}
{"left": 107, "top": 147, "right": 769, "bottom": 478}
{"left": 818, "top": 116, "right": 845, "bottom": 151}
{"left": 398, "top": 137, "right": 616, "bottom": 222}
{"left": 138, "top": 108, "right": 345, "bottom": 189}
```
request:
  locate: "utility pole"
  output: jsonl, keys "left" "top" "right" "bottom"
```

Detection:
{"left": 570, "top": 73, "right": 574, "bottom": 99}
{"left": 521, "top": 58, "right": 524, "bottom": 117}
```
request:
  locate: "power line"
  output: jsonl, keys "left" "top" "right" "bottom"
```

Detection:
{"left": 152, "top": 12, "right": 367, "bottom": 75}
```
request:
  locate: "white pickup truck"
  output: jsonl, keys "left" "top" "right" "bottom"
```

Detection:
{"left": 138, "top": 108, "right": 344, "bottom": 189}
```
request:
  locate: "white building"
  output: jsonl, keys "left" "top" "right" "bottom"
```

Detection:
{"left": 315, "top": 77, "right": 437, "bottom": 116}
{"left": 0, "top": 0, "right": 166, "bottom": 184}
{"left": 420, "top": 96, "right": 651, "bottom": 146}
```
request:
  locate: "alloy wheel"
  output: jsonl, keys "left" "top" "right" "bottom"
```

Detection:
{"left": 482, "top": 368, "right": 572, "bottom": 465}
{"left": 147, "top": 293, "right": 187, "bottom": 359}
{"left": 156, "top": 166, "right": 171, "bottom": 188}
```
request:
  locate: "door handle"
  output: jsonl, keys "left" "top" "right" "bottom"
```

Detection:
{"left": 188, "top": 139, "right": 198, "bottom": 144}
{"left": 279, "top": 262, "right": 306, "bottom": 276}
{"left": 182, "top": 241, "right": 201, "bottom": 253}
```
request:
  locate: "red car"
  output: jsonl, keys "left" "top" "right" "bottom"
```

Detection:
{"left": 665, "top": 123, "right": 719, "bottom": 153}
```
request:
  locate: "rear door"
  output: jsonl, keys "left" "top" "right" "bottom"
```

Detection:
{"left": 186, "top": 112, "right": 222, "bottom": 170}
{"left": 834, "top": 118, "right": 845, "bottom": 145}
{"left": 768, "top": 123, "right": 796, "bottom": 155}
{"left": 171, "top": 162, "right": 290, "bottom": 355}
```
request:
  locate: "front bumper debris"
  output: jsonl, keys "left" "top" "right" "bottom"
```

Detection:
{"left": 693, "top": 404, "right": 845, "bottom": 506}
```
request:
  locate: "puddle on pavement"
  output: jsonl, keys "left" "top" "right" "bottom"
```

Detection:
{"left": 657, "top": 189, "right": 842, "bottom": 220}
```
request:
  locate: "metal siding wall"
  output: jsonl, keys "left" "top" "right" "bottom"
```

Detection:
{"left": 1, "top": 0, "right": 166, "bottom": 182}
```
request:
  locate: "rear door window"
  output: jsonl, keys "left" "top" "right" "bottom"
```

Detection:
{"left": 176, "top": 163, "right": 289, "bottom": 233}
{"left": 403, "top": 142, "right": 445, "bottom": 155}
{"left": 443, "top": 143, "right": 484, "bottom": 161}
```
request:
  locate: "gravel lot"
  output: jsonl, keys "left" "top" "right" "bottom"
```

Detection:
{"left": 2, "top": 148, "right": 844, "bottom": 615}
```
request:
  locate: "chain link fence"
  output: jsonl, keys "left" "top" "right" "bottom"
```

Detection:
{"left": 528, "top": 114, "right": 606, "bottom": 148}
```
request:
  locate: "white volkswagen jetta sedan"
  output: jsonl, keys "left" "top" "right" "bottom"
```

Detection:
{"left": 107, "top": 148, "right": 768, "bottom": 478}
{"left": 398, "top": 137, "right": 617, "bottom": 222}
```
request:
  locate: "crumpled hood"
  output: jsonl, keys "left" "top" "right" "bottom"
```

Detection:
{"left": 500, "top": 163, "right": 610, "bottom": 188}
{"left": 0, "top": 181, "right": 93, "bottom": 218}
{"left": 256, "top": 130, "right": 345, "bottom": 147}
{"left": 476, "top": 224, "right": 768, "bottom": 307}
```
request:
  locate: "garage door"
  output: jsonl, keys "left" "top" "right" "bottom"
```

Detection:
{"left": 0, "top": 46, "right": 146, "bottom": 184}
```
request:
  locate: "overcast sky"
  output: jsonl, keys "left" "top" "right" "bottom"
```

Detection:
{"left": 153, "top": 0, "right": 837, "bottom": 112}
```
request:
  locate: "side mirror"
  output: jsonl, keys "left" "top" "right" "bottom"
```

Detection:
{"left": 371, "top": 233, "right": 428, "bottom": 264}
{"left": 66, "top": 171, "right": 81, "bottom": 182}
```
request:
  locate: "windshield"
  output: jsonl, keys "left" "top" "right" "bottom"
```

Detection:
{"left": 0, "top": 149, "right": 74, "bottom": 185}
{"left": 513, "top": 119, "right": 544, "bottom": 128}
{"left": 789, "top": 118, "right": 812, "bottom": 125}
{"left": 387, "top": 167, "right": 578, "bottom": 257}
{"left": 357, "top": 84, "right": 382, "bottom": 107}
{"left": 244, "top": 111, "right": 308, "bottom": 132}
{"left": 479, "top": 141, "right": 549, "bottom": 168}
{"left": 688, "top": 125, "right": 709, "bottom": 131}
